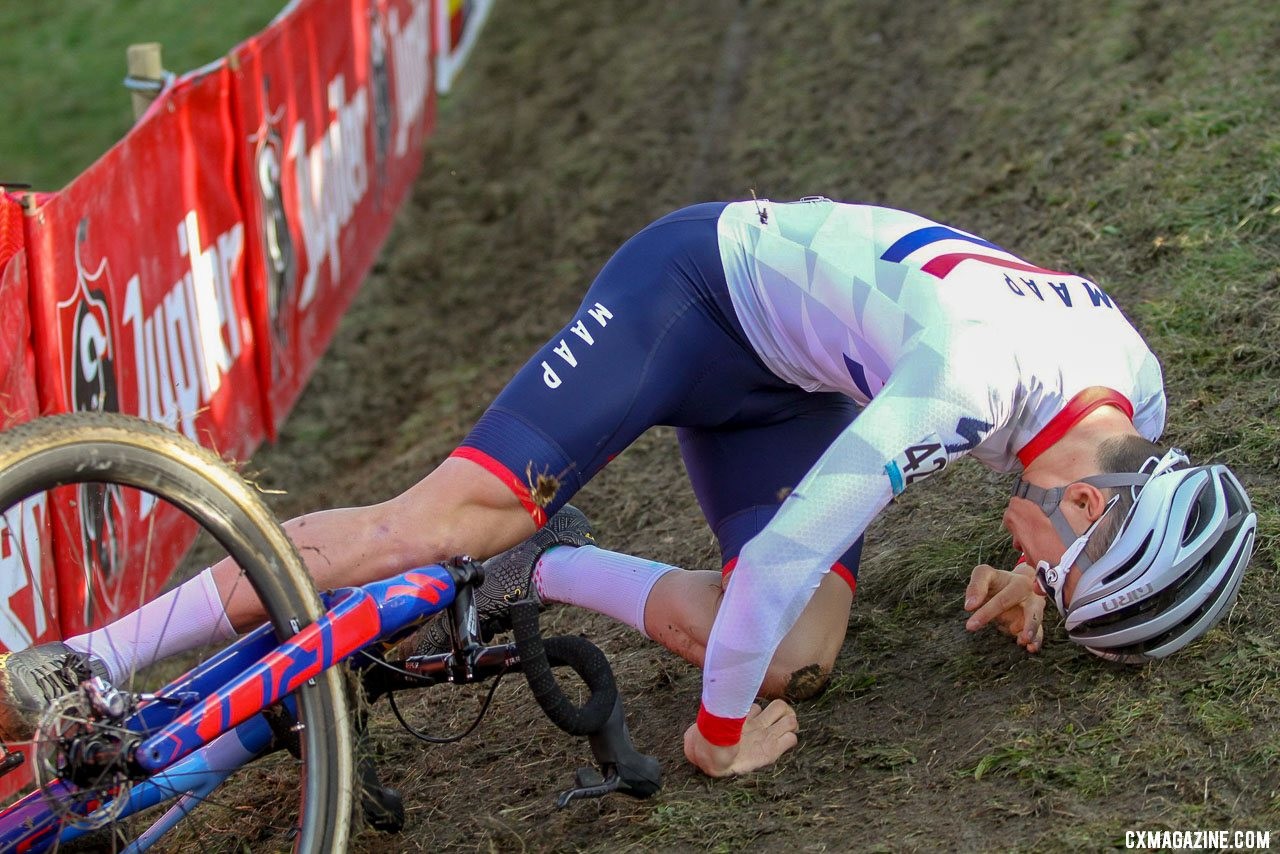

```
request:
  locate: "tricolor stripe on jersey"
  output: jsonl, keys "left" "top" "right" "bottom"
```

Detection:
{"left": 882, "top": 226, "right": 1068, "bottom": 279}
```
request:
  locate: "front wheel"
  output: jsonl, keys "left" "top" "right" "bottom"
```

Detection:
{"left": 0, "top": 413, "right": 354, "bottom": 852}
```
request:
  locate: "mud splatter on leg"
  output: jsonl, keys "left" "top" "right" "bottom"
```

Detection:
{"left": 783, "top": 663, "right": 831, "bottom": 702}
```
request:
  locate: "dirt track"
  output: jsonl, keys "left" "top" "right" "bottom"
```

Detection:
{"left": 245, "top": 1, "right": 1280, "bottom": 850}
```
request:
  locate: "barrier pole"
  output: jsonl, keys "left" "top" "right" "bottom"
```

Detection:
{"left": 126, "top": 43, "right": 165, "bottom": 120}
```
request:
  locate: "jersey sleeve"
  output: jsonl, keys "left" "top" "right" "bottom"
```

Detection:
{"left": 696, "top": 335, "right": 1011, "bottom": 745}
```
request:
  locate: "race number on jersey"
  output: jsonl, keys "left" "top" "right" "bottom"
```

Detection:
{"left": 884, "top": 434, "right": 948, "bottom": 496}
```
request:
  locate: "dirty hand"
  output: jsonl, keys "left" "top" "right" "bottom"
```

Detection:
{"left": 963, "top": 562, "right": 1045, "bottom": 652}
{"left": 683, "top": 699, "right": 799, "bottom": 777}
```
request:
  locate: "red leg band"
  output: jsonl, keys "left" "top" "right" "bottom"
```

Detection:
{"left": 448, "top": 447, "right": 549, "bottom": 527}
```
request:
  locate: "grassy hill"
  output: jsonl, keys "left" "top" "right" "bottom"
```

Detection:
{"left": 0, "top": 3, "right": 280, "bottom": 190}
{"left": 237, "top": 0, "right": 1280, "bottom": 850}
{"left": 17, "top": 0, "right": 1274, "bottom": 850}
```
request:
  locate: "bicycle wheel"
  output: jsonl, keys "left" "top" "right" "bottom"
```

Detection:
{"left": 0, "top": 412, "right": 354, "bottom": 853}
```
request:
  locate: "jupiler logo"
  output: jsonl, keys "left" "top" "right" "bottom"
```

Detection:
{"left": 388, "top": 0, "right": 431, "bottom": 159}
{"left": 249, "top": 80, "right": 297, "bottom": 365}
{"left": 369, "top": 0, "right": 393, "bottom": 206}
{"left": 120, "top": 211, "right": 246, "bottom": 444}
{"left": 288, "top": 72, "right": 370, "bottom": 310}
{"left": 57, "top": 219, "right": 126, "bottom": 622}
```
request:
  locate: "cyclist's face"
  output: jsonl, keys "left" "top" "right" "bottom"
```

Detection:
{"left": 1003, "top": 494, "right": 1094, "bottom": 607}
{"left": 1003, "top": 496, "right": 1065, "bottom": 567}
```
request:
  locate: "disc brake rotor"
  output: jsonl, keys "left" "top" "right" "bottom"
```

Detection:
{"left": 32, "top": 689, "right": 135, "bottom": 830}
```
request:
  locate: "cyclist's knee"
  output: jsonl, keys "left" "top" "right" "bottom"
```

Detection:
{"left": 782, "top": 662, "right": 834, "bottom": 701}
{"left": 757, "top": 571, "right": 851, "bottom": 700}
{"left": 761, "top": 652, "right": 836, "bottom": 702}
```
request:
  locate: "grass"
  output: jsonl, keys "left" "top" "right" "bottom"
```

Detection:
{"left": 6, "top": 0, "right": 1280, "bottom": 850}
{"left": 716, "top": 0, "right": 1280, "bottom": 846}
{"left": 0, "top": 2, "right": 283, "bottom": 190}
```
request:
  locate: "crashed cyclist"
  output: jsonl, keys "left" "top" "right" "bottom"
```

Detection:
{"left": 0, "top": 198, "right": 1257, "bottom": 777}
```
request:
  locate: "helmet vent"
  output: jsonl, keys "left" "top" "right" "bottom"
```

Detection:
{"left": 1181, "top": 485, "right": 1215, "bottom": 546}
{"left": 1115, "top": 555, "right": 1243, "bottom": 656}
{"left": 1222, "top": 474, "right": 1247, "bottom": 518}
{"left": 1101, "top": 531, "right": 1152, "bottom": 586}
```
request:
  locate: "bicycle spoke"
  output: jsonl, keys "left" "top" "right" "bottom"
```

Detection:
{"left": 38, "top": 750, "right": 310, "bottom": 852}
{"left": 0, "top": 415, "right": 352, "bottom": 853}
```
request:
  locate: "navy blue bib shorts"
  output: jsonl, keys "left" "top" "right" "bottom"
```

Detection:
{"left": 452, "top": 203, "right": 863, "bottom": 587}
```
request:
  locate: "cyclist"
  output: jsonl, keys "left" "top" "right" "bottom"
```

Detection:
{"left": 0, "top": 198, "right": 1256, "bottom": 778}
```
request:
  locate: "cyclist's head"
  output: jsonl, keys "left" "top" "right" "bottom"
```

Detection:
{"left": 1013, "top": 441, "right": 1257, "bottom": 663}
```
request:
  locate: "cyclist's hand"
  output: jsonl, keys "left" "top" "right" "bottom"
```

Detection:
{"left": 964, "top": 563, "right": 1045, "bottom": 653}
{"left": 683, "top": 699, "right": 799, "bottom": 777}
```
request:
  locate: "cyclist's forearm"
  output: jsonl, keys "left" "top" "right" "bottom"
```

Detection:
{"left": 211, "top": 458, "right": 543, "bottom": 631}
{"left": 211, "top": 503, "right": 426, "bottom": 630}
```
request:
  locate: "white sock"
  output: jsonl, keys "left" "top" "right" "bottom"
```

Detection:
{"left": 533, "top": 545, "right": 678, "bottom": 639}
{"left": 65, "top": 568, "right": 237, "bottom": 684}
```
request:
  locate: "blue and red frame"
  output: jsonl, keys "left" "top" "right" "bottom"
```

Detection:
{"left": 0, "top": 562, "right": 458, "bottom": 852}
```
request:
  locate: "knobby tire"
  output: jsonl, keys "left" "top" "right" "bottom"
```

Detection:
{"left": 0, "top": 413, "right": 355, "bottom": 853}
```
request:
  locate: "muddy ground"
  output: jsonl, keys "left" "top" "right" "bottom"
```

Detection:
{"left": 241, "top": 0, "right": 1280, "bottom": 851}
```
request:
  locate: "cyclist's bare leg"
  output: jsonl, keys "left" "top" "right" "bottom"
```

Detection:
{"left": 213, "top": 457, "right": 537, "bottom": 630}
{"left": 642, "top": 569, "right": 853, "bottom": 700}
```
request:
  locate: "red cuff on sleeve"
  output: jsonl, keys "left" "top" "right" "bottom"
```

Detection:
{"left": 830, "top": 562, "right": 857, "bottom": 595}
{"left": 697, "top": 703, "right": 746, "bottom": 747}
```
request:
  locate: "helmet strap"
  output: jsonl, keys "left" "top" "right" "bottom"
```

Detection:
{"left": 1035, "top": 494, "right": 1120, "bottom": 615}
{"left": 1014, "top": 447, "right": 1190, "bottom": 615}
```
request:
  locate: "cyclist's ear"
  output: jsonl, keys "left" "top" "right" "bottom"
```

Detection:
{"left": 1063, "top": 481, "right": 1107, "bottom": 521}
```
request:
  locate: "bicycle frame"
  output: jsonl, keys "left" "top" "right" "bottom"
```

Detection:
{"left": 0, "top": 562, "right": 459, "bottom": 852}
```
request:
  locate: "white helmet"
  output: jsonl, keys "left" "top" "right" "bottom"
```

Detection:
{"left": 1014, "top": 449, "right": 1257, "bottom": 662}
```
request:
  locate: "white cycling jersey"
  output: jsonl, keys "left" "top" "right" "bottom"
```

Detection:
{"left": 698, "top": 198, "right": 1165, "bottom": 740}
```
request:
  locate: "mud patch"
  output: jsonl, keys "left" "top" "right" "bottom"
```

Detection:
{"left": 231, "top": 0, "right": 1280, "bottom": 850}
{"left": 782, "top": 663, "right": 831, "bottom": 703}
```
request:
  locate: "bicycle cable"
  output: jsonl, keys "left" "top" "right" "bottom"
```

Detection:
{"left": 357, "top": 649, "right": 509, "bottom": 745}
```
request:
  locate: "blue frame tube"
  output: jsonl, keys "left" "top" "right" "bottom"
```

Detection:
{"left": 0, "top": 562, "right": 457, "bottom": 852}
{"left": 136, "top": 563, "right": 456, "bottom": 772}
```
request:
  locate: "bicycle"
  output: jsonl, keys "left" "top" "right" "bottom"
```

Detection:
{"left": 0, "top": 412, "right": 661, "bottom": 852}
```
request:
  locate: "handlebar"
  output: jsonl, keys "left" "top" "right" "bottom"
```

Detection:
{"left": 508, "top": 600, "right": 662, "bottom": 805}
{"left": 360, "top": 563, "right": 621, "bottom": 729}
{"left": 509, "top": 601, "right": 615, "bottom": 735}
{"left": 358, "top": 561, "right": 661, "bottom": 818}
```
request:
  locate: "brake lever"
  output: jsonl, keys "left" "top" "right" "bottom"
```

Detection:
{"left": 556, "top": 765, "right": 622, "bottom": 808}
{"left": 554, "top": 693, "right": 661, "bottom": 808}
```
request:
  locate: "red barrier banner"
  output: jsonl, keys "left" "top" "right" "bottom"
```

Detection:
{"left": 232, "top": 0, "right": 436, "bottom": 433}
{"left": 435, "top": 0, "right": 493, "bottom": 92}
{"left": 0, "top": 192, "right": 38, "bottom": 433}
{"left": 0, "top": 191, "right": 59, "bottom": 653}
{"left": 0, "top": 192, "right": 58, "bottom": 797}
{"left": 24, "top": 62, "right": 266, "bottom": 635}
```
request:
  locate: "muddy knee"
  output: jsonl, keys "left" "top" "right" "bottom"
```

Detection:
{"left": 781, "top": 663, "right": 833, "bottom": 702}
{"left": 760, "top": 573, "right": 850, "bottom": 701}
{"left": 761, "top": 659, "right": 834, "bottom": 701}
